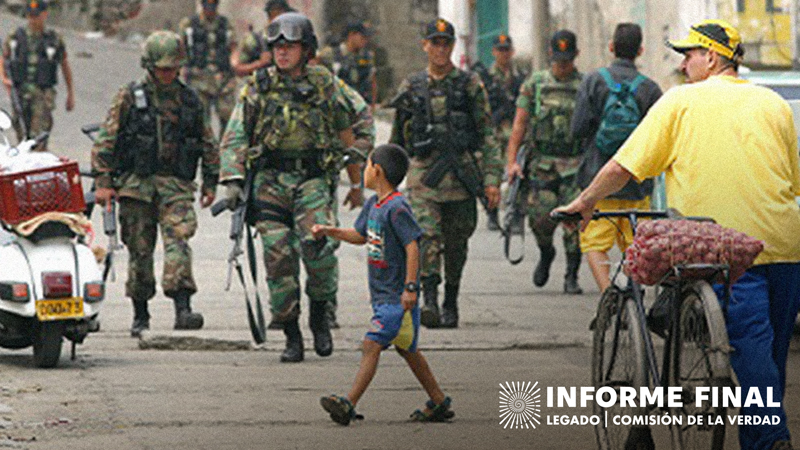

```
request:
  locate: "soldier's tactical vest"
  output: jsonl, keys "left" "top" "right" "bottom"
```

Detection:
{"left": 248, "top": 66, "right": 338, "bottom": 158}
{"left": 115, "top": 81, "right": 205, "bottom": 181}
{"left": 332, "top": 46, "right": 372, "bottom": 102}
{"left": 8, "top": 27, "right": 62, "bottom": 89}
{"left": 406, "top": 70, "right": 479, "bottom": 159}
{"left": 528, "top": 70, "right": 582, "bottom": 157}
{"left": 185, "top": 15, "right": 232, "bottom": 72}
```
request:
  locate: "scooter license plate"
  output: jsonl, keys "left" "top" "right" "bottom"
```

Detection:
{"left": 35, "top": 298, "right": 84, "bottom": 321}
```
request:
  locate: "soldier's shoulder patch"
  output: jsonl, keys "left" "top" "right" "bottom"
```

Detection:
{"left": 307, "top": 65, "right": 335, "bottom": 87}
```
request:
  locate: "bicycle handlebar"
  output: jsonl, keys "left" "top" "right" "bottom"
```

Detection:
{"left": 550, "top": 209, "right": 671, "bottom": 223}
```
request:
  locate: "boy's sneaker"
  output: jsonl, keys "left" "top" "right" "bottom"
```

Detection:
{"left": 410, "top": 396, "right": 455, "bottom": 422}
{"left": 320, "top": 395, "right": 363, "bottom": 426}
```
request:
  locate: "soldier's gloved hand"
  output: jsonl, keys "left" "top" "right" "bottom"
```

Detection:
{"left": 224, "top": 182, "right": 244, "bottom": 211}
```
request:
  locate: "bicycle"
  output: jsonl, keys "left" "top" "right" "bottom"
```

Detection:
{"left": 552, "top": 210, "right": 734, "bottom": 450}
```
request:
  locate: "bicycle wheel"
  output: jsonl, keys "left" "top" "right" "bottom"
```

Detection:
{"left": 592, "top": 287, "right": 648, "bottom": 450}
{"left": 669, "top": 281, "right": 732, "bottom": 450}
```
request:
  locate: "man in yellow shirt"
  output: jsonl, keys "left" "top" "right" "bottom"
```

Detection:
{"left": 557, "top": 20, "right": 800, "bottom": 450}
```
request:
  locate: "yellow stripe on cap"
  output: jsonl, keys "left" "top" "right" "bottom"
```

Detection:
{"left": 688, "top": 28, "right": 735, "bottom": 59}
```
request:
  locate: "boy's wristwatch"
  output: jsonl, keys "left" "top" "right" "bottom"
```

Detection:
{"left": 404, "top": 282, "right": 419, "bottom": 293}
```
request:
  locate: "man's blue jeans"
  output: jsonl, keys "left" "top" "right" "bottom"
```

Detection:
{"left": 714, "top": 263, "right": 800, "bottom": 450}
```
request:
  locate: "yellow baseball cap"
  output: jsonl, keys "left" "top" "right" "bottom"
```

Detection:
{"left": 667, "top": 19, "right": 742, "bottom": 60}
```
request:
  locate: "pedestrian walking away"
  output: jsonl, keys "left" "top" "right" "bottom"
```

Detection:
{"left": 313, "top": 144, "right": 454, "bottom": 426}
{"left": 570, "top": 23, "right": 662, "bottom": 293}
{"left": 390, "top": 18, "right": 502, "bottom": 330}
{"left": 0, "top": 0, "right": 75, "bottom": 146}
{"left": 91, "top": 31, "right": 218, "bottom": 337}
{"left": 506, "top": 29, "right": 585, "bottom": 294}
{"left": 218, "top": 12, "right": 364, "bottom": 363}
{"left": 556, "top": 19, "right": 800, "bottom": 450}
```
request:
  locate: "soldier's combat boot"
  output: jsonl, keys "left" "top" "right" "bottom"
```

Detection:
{"left": 172, "top": 290, "right": 204, "bottom": 330}
{"left": 130, "top": 299, "right": 150, "bottom": 338}
{"left": 280, "top": 320, "right": 304, "bottom": 363}
{"left": 533, "top": 245, "right": 556, "bottom": 287}
{"left": 486, "top": 208, "right": 500, "bottom": 231}
{"left": 420, "top": 282, "right": 440, "bottom": 329}
{"left": 564, "top": 252, "right": 584, "bottom": 295}
{"left": 326, "top": 307, "right": 340, "bottom": 329}
{"left": 440, "top": 284, "right": 460, "bottom": 329}
{"left": 309, "top": 302, "right": 333, "bottom": 357}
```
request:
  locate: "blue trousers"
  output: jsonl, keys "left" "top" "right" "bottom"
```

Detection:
{"left": 714, "top": 263, "right": 800, "bottom": 450}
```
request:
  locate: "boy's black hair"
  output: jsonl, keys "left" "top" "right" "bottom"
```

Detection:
{"left": 613, "top": 23, "right": 642, "bottom": 60}
{"left": 369, "top": 144, "right": 409, "bottom": 188}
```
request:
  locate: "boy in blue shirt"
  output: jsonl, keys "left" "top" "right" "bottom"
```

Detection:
{"left": 312, "top": 144, "right": 454, "bottom": 426}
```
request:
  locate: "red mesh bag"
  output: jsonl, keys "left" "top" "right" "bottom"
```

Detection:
{"left": 624, "top": 219, "right": 764, "bottom": 286}
{"left": 0, "top": 162, "right": 86, "bottom": 225}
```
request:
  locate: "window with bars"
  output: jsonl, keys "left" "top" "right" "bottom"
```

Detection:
{"left": 766, "top": 0, "right": 785, "bottom": 13}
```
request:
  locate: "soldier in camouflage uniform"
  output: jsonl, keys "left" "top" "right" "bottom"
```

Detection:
{"left": 91, "top": 31, "right": 219, "bottom": 337}
{"left": 230, "top": 0, "right": 294, "bottom": 77}
{"left": 506, "top": 30, "right": 584, "bottom": 295}
{"left": 0, "top": 0, "right": 75, "bottom": 144}
{"left": 390, "top": 18, "right": 502, "bottom": 329}
{"left": 179, "top": 0, "right": 237, "bottom": 136}
{"left": 475, "top": 34, "right": 527, "bottom": 230}
{"left": 219, "top": 13, "right": 364, "bottom": 363}
{"left": 317, "top": 21, "right": 377, "bottom": 110}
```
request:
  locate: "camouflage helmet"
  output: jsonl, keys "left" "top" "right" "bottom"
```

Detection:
{"left": 266, "top": 12, "right": 318, "bottom": 56}
{"left": 141, "top": 31, "right": 186, "bottom": 70}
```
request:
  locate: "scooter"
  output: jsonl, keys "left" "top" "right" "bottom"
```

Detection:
{"left": 0, "top": 110, "right": 104, "bottom": 368}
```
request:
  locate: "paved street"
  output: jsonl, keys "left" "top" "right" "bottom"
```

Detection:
{"left": 0, "top": 13, "right": 798, "bottom": 450}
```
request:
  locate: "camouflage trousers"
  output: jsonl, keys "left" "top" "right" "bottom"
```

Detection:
{"left": 118, "top": 197, "right": 198, "bottom": 301}
{"left": 408, "top": 197, "right": 477, "bottom": 287}
{"left": 252, "top": 170, "right": 338, "bottom": 323}
{"left": 12, "top": 88, "right": 55, "bottom": 142}
{"left": 526, "top": 178, "right": 581, "bottom": 254}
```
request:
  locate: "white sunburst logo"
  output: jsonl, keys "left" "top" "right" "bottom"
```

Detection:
{"left": 499, "top": 381, "right": 542, "bottom": 429}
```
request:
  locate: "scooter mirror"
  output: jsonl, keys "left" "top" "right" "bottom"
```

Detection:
{"left": 0, "top": 110, "right": 11, "bottom": 131}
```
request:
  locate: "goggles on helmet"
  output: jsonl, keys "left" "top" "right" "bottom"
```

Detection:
{"left": 267, "top": 20, "right": 303, "bottom": 44}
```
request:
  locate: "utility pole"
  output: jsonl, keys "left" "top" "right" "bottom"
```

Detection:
{"left": 532, "top": 0, "right": 550, "bottom": 70}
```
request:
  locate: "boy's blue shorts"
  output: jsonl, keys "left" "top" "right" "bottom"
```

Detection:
{"left": 365, "top": 302, "right": 420, "bottom": 353}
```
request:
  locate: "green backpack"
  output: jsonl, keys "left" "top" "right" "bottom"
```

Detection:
{"left": 594, "top": 68, "right": 646, "bottom": 156}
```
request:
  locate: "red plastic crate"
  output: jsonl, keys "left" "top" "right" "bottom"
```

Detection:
{"left": 0, "top": 162, "right": 86, "bottom": 225}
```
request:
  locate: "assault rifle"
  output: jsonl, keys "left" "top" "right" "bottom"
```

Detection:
{"left": 502, "top": 145, "right": 529, "bottom": 265}
{"left": 102, "top": 199, "right": 121, "bottom": 282}
{"left": 421, "top": 147, "right": 506, "bottom": 239}
{"left": 4, "top": 61, "right": 27, "bottom": 139}
{"left": 210, "top": 155, "right": 267, "bottom": 345}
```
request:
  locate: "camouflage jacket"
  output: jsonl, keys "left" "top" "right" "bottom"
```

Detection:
{"left": 237, "top": 29, "right": 267, "bottom": 66}
{"left": 2, "top": 27, "right": 66, "bottom": 95}
{"left": 516, "top": 69, "right": 583, "bottom": 161}
{"left": 487, "top": 62, "right": 527, "bottom": 142}
{"left": 219, "top": 65, "right": 354, "bottom": 183}
{"left": 317, "top": 43, "right": 375, "bottom": 103}
{"left": 390, "top": 68, "right": 502, "bottom": 202}
{"left": 333, "top": 76, "right": 374, "bottom": 162}
{"left": 91, "top": 75, "right": 219, "bottom": 203}
{"left": 179, "top": 13, "right": 237, "bottom": 95}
